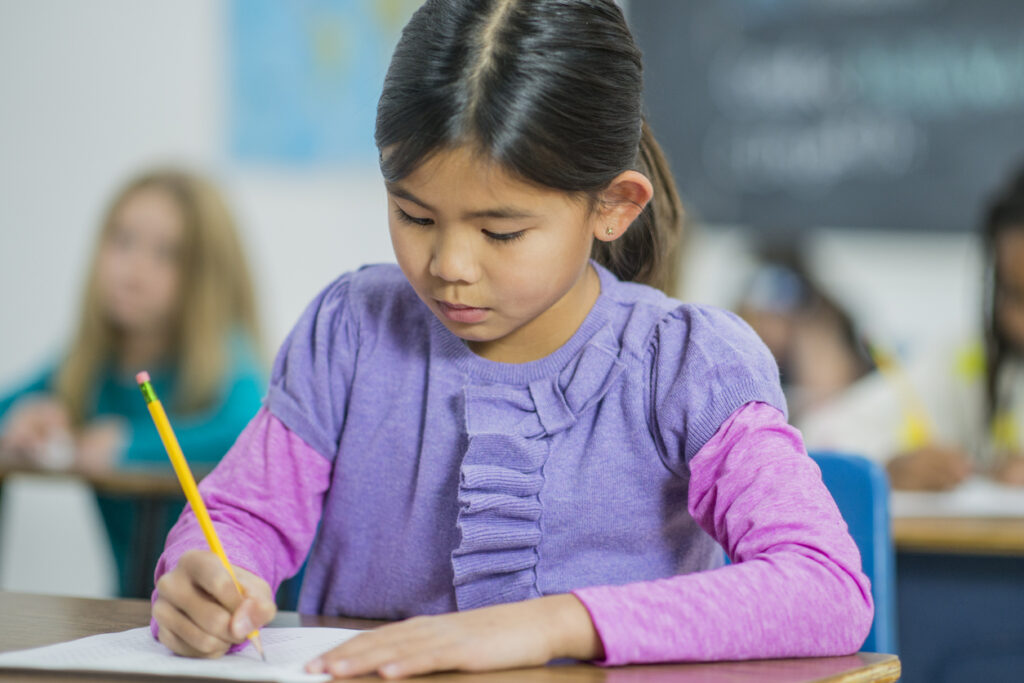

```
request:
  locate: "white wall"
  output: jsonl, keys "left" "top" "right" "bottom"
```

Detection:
{"left": 0, "top": 0, "right": 982, "bottom": 596}
{"left": 0, "top": 0, "right": 393, "bottom": 596}
{"left": 682, "top": 226, "right": 982, "bottom": 349}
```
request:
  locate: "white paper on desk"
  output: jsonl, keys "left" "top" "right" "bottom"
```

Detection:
{"left": 891, "top": 475, "right": 1024, "bottom": 518}
{"left": 0, "top": 626, "right": 360, "bottom": 682}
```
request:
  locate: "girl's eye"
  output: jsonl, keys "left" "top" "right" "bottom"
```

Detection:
{"left": 394, "top": 206, "right": 433, "bottom": 226}
{"left": 155, "top": 243, "right": 180, "bottom": 264}
{"left": 483, "top": 230, "right": 526, "bottom": 244}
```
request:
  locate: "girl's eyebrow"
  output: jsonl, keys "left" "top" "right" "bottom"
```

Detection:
{"left": 386, "top": 182, "right": 536, "bottom": 220}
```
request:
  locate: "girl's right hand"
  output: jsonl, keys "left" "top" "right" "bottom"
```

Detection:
{"left": 153, "top": 550, "right": 277, "bottom": 658}
{"left": 886, "top": 446, "right": 972, "bottom": 490}
{"left": 0, "top": 397, "right": 70, "bottom": 464}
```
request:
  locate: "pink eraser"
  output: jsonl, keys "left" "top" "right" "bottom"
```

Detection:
{"left": 136, "top": 371, "right": 151, "bottom": 384}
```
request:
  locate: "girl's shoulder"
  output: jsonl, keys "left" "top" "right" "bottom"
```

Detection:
{"left": 599, "top": 276, "right": 786, "bottom": 464}
{"left": 300, "top": 263, "right": 431, "bottom": 337}
{"left": 598, "top": 274, "right": 772, "bottom": 370}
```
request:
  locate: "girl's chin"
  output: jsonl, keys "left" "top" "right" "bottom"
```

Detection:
{"left": 441, "top": 320, "right": 495, "bottom": 343}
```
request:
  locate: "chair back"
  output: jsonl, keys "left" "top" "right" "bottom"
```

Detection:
{"left": 811, "top": 451, "right": 898, "bottom": 654}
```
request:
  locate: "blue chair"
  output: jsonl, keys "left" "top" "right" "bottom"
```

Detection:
{"left": 810, "top": 451, "right": 898, "bottom": 655}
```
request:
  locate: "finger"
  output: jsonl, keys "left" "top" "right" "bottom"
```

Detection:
{"left": 153, "top": 598, "right": 232, "bottom": 658}
{"left": 317, "top": 618, "right": 434, "bottom": 662}
{"left": 934, "top": 458, "right": 970, "bottom": 486}
{"left": 156, "top": 571, "right": 235, "bottom": 643}
{"left": 230, "top": 596, "right": 277, "bottom": 641}
{"left": 919, "top": 464, "right": 958, "bottom": 491}
{"left": 4, "top": 424, "right": 33, "bottom": 451}
{"left": 237, "top": 570, "right": 276, "bottom": 607}
{"left": 179, "top": 551, "right": 247, "bottom": 613}
{"left": 311, "top": 630, "right": 441, "bottom": 678}
{"left": 157, "top": 619, "right": 204, "bottom": 657}
{"left": 935, "top": 450, "right": 972, "bottom": 476}
{"left": 377, "top": 649, "right": 456, "bottom": 680}
{"left": 325, "top": 643, "right": 428, "bottom": 680}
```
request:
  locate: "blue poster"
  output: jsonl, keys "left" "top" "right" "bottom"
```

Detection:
{"left": 228, "top": 0, "right": 420, "bottom": 165}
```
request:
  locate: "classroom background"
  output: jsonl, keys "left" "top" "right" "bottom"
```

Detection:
{"left": 0, "top": 0, "right": 996, "bottom": 599}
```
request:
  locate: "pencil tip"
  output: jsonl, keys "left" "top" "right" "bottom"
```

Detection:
{"left": 253, "top": 637, "right": 267, "bottom": 662}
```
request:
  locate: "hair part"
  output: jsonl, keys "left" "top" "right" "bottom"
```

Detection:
{"left": 376, "top": 0, "right": 685, "bottom": 295}
{"left": 56, "top": 168, "right": 262, "bottom": 423}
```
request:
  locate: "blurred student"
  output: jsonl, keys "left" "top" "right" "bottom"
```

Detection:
{"left": 800, "top": 163, "right": 1024, "bottom": 490}
{"left": 735, "top": 246, "right": 873, "bottom": 422}
{"left": 0, "top": 168, "right": 266, "bottom": 595}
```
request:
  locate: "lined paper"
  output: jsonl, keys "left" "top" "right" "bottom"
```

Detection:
{"left": 0, "top": 626, "right": 361, "bottom": 682}
{"left": 892, "top": 476, "right": 1024, "bottom": 518}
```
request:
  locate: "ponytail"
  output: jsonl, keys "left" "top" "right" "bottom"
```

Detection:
{"left": 591, "top": 120, "right": 685, "bottom": 296}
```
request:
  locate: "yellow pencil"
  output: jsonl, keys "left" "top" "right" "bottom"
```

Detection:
{"left": 136, "top": 370, "right": 266, "bottom": 661}
{"left": 865, "top": 343, "right": 934, "bottom": 450}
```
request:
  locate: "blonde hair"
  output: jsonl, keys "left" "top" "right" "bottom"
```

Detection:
{"left": 56, "top": 168, "right": 262, "bottom": 423}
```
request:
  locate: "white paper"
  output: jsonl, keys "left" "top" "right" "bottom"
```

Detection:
{"left": 0, "top": 626, "right": 361, "bottom": 682}
{"left": 891, "top": 475, "right": 1024, "bottom": 518}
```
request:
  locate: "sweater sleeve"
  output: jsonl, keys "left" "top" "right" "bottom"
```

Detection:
{"left": 151, "top": 407, "right": 332, "bottom": 630}
{"left": 573, "top": 401, "right": 874, "bottom": 665}
{"left": 648, "top": 305, "right": 787, "bottom": 470}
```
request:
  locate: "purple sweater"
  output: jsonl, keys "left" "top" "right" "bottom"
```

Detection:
{"left": 154, "top": 263, "right": 872, "bottom": 664}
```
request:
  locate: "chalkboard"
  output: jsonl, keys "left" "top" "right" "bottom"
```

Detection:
{"left": 628, "top": 0, "right": 1024, "bottom": 231}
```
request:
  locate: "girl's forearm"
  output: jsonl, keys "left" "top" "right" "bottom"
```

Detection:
{"left": 538, "top": 593, "right": 605, "bottom": 662}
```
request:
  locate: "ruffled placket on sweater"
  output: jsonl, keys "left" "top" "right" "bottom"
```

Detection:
{"left": 451, "top": 325, "right": 626, "bottom": 610}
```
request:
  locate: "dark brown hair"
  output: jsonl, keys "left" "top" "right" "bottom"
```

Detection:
{"left": 982, "top": 163, "right": 1024, "bottom": 421}
{"left": 375, "top": 0, "right": 685, "bottom": 295}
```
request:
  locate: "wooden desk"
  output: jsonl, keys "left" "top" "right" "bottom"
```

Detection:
{"left": 0, "top": 463, "right": 209, "bottom": 498}
{"left": 893, "top": 516, "right": 1024, "bottom": 556}
{"left": 890, "top": 516, "right": 1024, "bottom": 683}
{"left": 0, "top": 592, "right": 900, "bottom": 682}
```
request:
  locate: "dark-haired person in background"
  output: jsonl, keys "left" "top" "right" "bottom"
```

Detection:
{"left": 735, "top": 245, "right": 873, "bottom": 423}
{"left": 802, "top": 162, "right": 1024, "bottom": 490}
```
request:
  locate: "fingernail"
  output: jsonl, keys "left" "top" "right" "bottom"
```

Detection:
{"left": 329, "top": 660, "right": 350, "bottom": 675}
{"left": 306, "top": 658, "right": 324, "bottom": 673}
{"left": 235, "top": 616, "right": 253, "bottom": 638}
{"left": 381, "top": 663, "right": 401, "bottom": 678}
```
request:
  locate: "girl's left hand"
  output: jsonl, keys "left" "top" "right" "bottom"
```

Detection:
{"left": 993, "top": 455, "right": 1024, "bottom": 486}
{"left": 305, "top": 594, "right": 603, "bottom": 680}
{"left": 75, "top": 418, "right": 128, "bottom": 474}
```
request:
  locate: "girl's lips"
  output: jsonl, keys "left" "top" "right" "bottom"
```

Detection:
{"left": 437, "top": 300, "right": 489, "bottom": 324}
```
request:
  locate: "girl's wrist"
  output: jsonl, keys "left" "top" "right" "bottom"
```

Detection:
{"left": 540, "top": 593, "right": 605, "bottom": 662}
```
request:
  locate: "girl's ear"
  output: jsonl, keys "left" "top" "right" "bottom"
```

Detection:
{"left": 592, "top": 170, "right": 654, "bottom": 242}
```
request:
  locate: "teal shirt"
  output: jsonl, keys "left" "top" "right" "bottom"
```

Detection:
{"left": 0, "top": 336, "right": 266, "bottom": 466}
{"left": 0, "top": 335, "right": 267, "bottom": 596}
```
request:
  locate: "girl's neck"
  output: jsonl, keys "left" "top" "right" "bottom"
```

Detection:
{"left": 117, "top": 327, "right": 171, "bottom": 374}
{"left": 469, "top": 264, "right": 601, "bottom": 364}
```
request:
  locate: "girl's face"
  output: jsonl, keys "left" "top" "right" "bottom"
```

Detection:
{"left": 996, "top": 227, "right": 1024, "bottom": 351}
{"left": 98, "top": 187, "right": 184, "bottom": 335}
{"left": 387, "top": 145, "right": 603, "bottom": 363}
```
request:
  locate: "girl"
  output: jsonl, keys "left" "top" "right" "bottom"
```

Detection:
{"left": 151, "top": 1, "right": 872, "bottom": 677}
{"left": 801, "top": 164, "right": 1024, "bottom": 490}
{"left": 0, "top": 168, "right": 266, "bottom": 596}
{"left": 735, "top": 245, "right": 874, "bottom": 422}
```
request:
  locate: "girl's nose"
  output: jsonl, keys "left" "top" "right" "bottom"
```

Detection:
{"left": 429, "top": 233, "right": 480, "bottom": 284}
